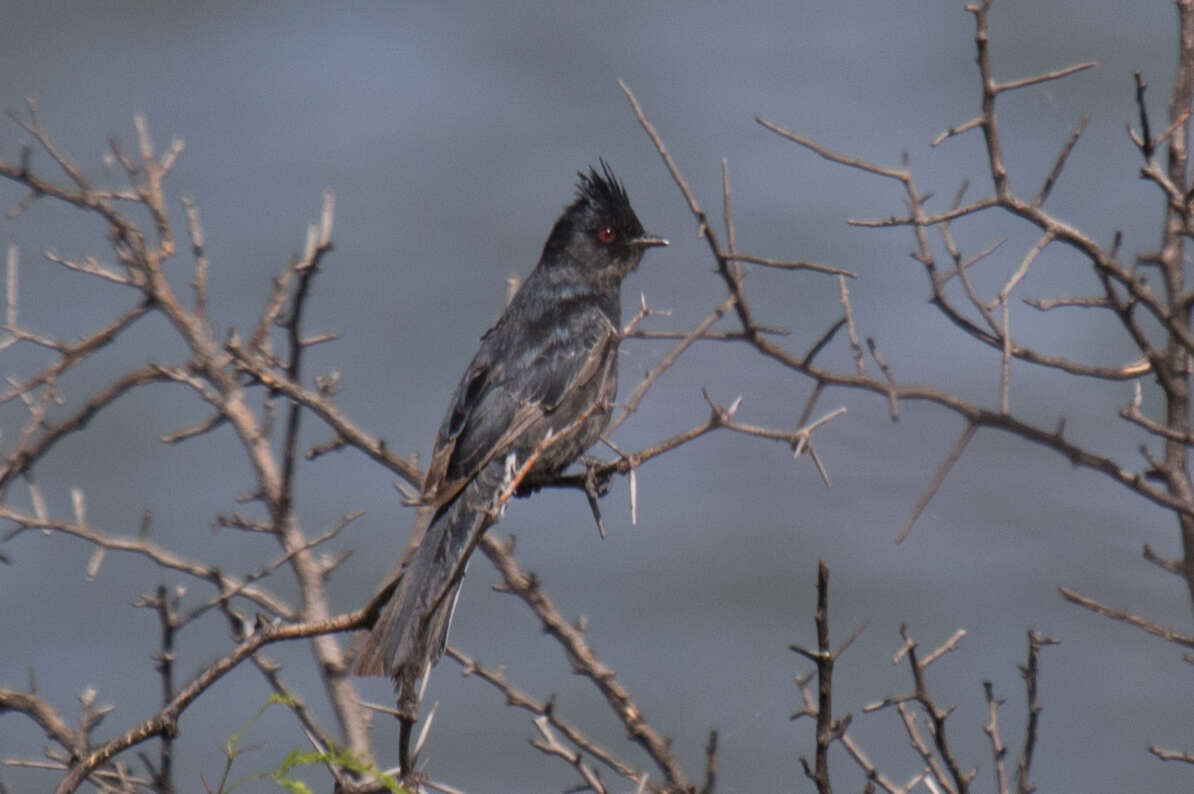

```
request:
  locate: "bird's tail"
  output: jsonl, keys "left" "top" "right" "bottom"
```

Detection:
{"left": 354, "top": 461, "right": 503, "bottom": 682}
{"left": 354, "top": 460, "right": 504, "bottom": 776}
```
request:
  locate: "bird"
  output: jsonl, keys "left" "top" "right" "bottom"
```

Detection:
{"left": 354, "top": 160, "right": 667, "bottom": 773}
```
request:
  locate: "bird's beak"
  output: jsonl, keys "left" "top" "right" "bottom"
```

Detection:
{"left": 630, "top": 234, "right": 669, "bottom": 248}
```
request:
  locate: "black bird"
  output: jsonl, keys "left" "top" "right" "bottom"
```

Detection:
{"left": 355, "top": 161, "right": 666, "bottom": 769}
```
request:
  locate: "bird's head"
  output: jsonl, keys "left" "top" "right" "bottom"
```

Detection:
{"left": 539, "top": 160, "right": 667, "bottom": 288}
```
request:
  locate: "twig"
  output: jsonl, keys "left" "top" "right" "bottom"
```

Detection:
{"left": 896, "top": 422, "right": 977, "bottom": 543}
{"left": 840, "top": 276, "right": 865, "bottom": 376}
{"left": 1059, "top": 587, "right": 1194, "bottom": 648}
{"left": 1015, "top": 630, "right": 1058, "bottom": 794}
{"left": 982, "top": 681, "right": 1009, "bottom": 794}
{"left": 790, "top": 560, "right": 860, "bottom": 794}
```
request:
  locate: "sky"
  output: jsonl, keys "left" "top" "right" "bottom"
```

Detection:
{"left": 1, "top": 2, "right": 1191, "bottom": 792}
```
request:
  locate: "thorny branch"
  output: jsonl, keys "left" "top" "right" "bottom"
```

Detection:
{"left": 789, "top": 564, "right": 1055, "bottom": 794}
{"left": 0, "top": 111, "right": 381, "bottom": 791}
{"left": 445, "top": 646, "right": 670, "bottom": 794}
{"left": 789, "top": 561, "right": 863, "bottom": 793}
{"left": 625, "top": 0, "right": 1194, "bottom": 609}
{"left": 477, "top": 532, "right": 693, "bottom": 793}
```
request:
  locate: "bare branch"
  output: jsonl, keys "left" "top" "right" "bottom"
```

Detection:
{"left": 1034, "top": 116, "right": 1089, "bottom": 207}
{"left": 897, "top": 422, "right": 977, "bottom": 543}
{"left": 840, "top": 276, "right": 865, "bottom": 376}
{"left": 228, "top": 343, "right": 423, "bottom": 488}
{"left": 0, "top": 504, "right": 296, "bottom": 619}
{"left": 1016, "top": 630, "right": 1057, "bottom": 794}
{"left": 610, "top": 293, "right": 737, "bottom": 433}
{"left": 479, "top": 532, "right": 692, "bottom": 791}
{"left": 1059, "top": 587, "right": 1194, "bottom": 649}
{"left": 757, "top": 116, "right": 908, "bottom": 182}
{"left": 728, "top": 252, "right": 856, "bottom": 278}
{"left": 51, "top": 607, "right": 368, "bottom": 794}
{"left": 1150, "top": 746, "right": 1194, "bottom": 764}
{"left": 993, "top": 61, "right": 1096, "bottom": 94}
{"left": 983, "top": 681, "right": 1010, "bottom": 794}
{"left": 446, "top": 646, "right": 661, "bottom": 792}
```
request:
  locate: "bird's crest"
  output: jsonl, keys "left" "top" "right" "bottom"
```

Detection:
{"left": 571, "top": 159, "right": 639, "bottom": 230}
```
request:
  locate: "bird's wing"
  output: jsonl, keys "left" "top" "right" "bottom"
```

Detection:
{"left": 422, "top": 306, "right": 617, "bottom": 505}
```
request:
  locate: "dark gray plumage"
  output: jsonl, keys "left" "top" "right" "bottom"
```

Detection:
{"left": 354, "top": 162, "right": 666, "bottom": 772}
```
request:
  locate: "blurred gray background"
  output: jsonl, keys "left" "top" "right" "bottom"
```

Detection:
{"left": 1, "top": 1, "right": 1190, "bottom": 792}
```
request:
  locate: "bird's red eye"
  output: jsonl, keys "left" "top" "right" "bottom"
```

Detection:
{"left": 597, "top": 225, "right": 616, "bottom": 244}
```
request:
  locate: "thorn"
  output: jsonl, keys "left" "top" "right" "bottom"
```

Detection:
{"left": 629, "top": 467, "right": 638, "bottom": 526}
